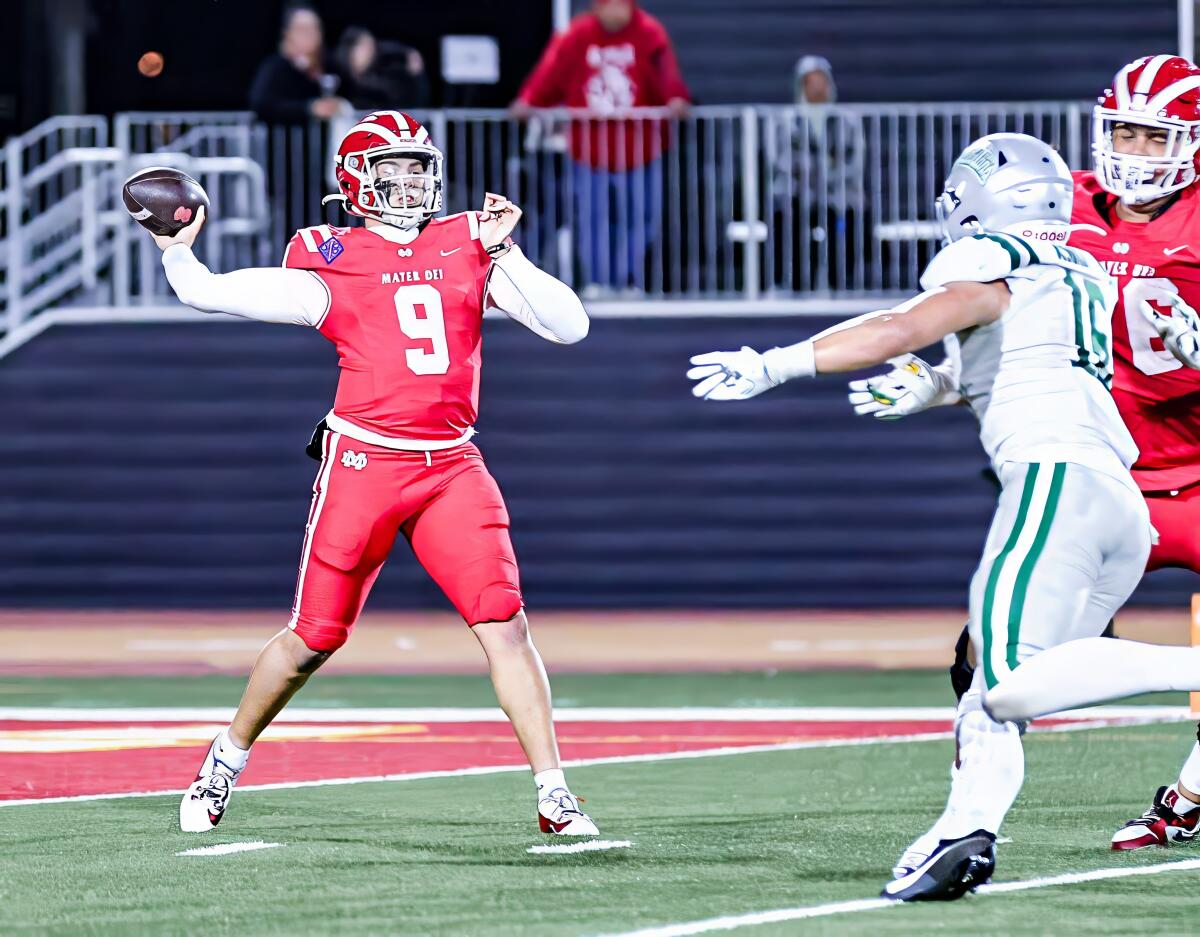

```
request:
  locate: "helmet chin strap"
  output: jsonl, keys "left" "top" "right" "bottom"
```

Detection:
{"left": 377, "top": 210, "right": 425, "bottom": 230}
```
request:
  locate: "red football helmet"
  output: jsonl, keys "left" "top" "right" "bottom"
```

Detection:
{"left": 325, "top": 111, "right": 444, "bottom": 227}
{"left": 1093, "top": 55, "right": 1200, "bottom": 204}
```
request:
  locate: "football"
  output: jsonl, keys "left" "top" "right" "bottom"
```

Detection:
{"left": 121, "top": 167, "right": 209, "bottom": 237}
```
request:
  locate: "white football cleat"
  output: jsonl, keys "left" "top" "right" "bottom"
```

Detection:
{"left": 538, "top": 788, "right": 599, "bottom": 836}
{"left": 179, "top": 735, "right": 245, "bottom": 833}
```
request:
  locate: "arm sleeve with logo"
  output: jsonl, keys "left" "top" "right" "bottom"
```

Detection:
{"left": 484, "top": 245, "right": 589, "bottom": 344}
{"left": 160, "top": 244, "right": 329, "bottom": 326}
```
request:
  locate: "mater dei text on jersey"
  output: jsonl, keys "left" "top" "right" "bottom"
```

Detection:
{"left": 381, "top": 268, "right": 446, "bottom": 285}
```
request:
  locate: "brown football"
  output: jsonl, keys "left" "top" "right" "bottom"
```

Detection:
{"left": 122, "top": 167, "right": 210, "bottom": 237}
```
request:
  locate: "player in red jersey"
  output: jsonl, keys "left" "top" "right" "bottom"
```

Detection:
{"left": 1072, "top": 55, "right": 1200, "bottom": 850}
{"left": 143, "top": 111, "right": 598, "bottom": 837}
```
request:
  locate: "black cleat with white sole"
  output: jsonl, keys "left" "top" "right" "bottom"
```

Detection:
{"left": 881, "top": 830, "right": 996, "bottom": 902}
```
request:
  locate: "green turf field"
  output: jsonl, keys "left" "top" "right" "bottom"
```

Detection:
{"left": 4, "top": 671, "right": 1198, "bottom": 936}
{"left": 0, "top": 671, "right": 1186, "bottom": 710}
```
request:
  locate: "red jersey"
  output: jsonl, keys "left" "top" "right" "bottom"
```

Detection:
{"left": 283, "top": 212, "right": 492, "bottom": 443}
{"left": 517, "top": 6, "right": 690, "bottom": 170}
{"left": 1069, "top": 170, "right": 1200, "bottom": 492}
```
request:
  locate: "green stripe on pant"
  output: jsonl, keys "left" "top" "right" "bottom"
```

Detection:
{"left": 1005, "top": 463, "right": 1066, "bottom": 672}
{"left": 981, "top": 464, "right": 1040, "bottom": 688}
{"left": 979, "top": 462, "right": 1063, "bottom": 689}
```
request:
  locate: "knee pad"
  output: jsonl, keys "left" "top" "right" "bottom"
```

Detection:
{"left": 466, "top": 582, "right": 524, "bottom": 627}
{"left": 949, "top": 623, "right": 975, "bottom": 702}
{"left": 290, "top": 618, "right": 350, "bottom": 654}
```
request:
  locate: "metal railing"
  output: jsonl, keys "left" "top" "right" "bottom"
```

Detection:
{"left": 1, "top": 113, "right": 270, "bottom": 337}
{"left": 1, "top": 102, "right": 1094, "bottom": 340}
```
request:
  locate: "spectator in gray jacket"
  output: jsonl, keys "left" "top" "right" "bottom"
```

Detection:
{"left": 773, "top": 55, "right": 867, "bottom": 291}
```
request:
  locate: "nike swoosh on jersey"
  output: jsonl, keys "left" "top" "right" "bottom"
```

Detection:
{"left": 440, "top": 248, "right": 462, "bottom": 256}
{"left": 1164, "top": 245, "right": 1190, "bottom": 256}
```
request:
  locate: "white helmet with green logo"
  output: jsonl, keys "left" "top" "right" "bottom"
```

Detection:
{"left": 935, "top": 133, "right": 1073, "bottom": 245}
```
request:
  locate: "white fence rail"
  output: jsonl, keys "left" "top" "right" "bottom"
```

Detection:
{"left": 0, "top": 102, "right": 1093, "bottom": 338}
{"left": 1, "top": 112, "right": 270, "bottom": 336}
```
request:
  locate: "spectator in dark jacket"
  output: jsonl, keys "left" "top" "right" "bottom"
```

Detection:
{"left": 335, "top": 27, "right": 430, "bottom": 111}
{"left": 512, "top": 0, "right": 690, "bottom": 293}
{"left": 249, "top": 4, "right": 347, "bottom": 124}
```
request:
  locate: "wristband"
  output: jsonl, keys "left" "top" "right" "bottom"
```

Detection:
{"left": 486, "top": 238, "right": 514, "bottom": 258}
{"left": 762, "top": 341, "right": 816, "bottom": 384}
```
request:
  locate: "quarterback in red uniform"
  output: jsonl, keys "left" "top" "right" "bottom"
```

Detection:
{"left": 146, "top": 111, "right": 598, "bottom": 837}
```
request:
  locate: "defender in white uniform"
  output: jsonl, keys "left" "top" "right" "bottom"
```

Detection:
{"left": 686, "top": 133, "right": 1154, "bottom": 901}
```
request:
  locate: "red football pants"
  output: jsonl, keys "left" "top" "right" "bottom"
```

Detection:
{"left": 1145, "top": 482, "right": 1200, "bottom": 573}
{"left": 288, "top": 431, "right": 523, "bottom": 652}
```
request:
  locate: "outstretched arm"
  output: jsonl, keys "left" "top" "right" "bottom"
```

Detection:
{"left": 154, "top": 207, "right": 330, "bottom": 327}
{"left": 688, "top": 281, "right": 1008, "bottom": 401}
{"left": 162, "top": 247, "right": 330, "bottom": 326}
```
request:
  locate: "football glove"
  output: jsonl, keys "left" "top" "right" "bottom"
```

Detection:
{"left": 847, "top": 353, "right": 958, "bottom": 420}
{"left": 687, "top": 346, "right": 778, "bottom": 400}
{"left": 1142, "top": 294, "right": 1200, "bottom": 370}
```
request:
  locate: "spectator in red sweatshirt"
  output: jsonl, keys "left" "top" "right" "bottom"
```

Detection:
{"left": 512, "top": 0, "right": 690, "bottom": 292}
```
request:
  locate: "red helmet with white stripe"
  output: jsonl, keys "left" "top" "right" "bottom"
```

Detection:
{"left": 324, "top": 111, "right": 443, "bottom": 228}
{"left": 1093, "top": 54, "right": 1200, "bottom": 204}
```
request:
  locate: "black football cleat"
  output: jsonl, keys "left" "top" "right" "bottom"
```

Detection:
{"left": 882, "top": 830, "right": 996, "bottom": 902}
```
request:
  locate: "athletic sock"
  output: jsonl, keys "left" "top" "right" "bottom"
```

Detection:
{"left": 985, "top": 639, "right": 1200, "bottom": 722}
{"left": 1176, "top": 744, "right": 1200, "bottom": 808}
{"left": 214, "top": 727, "right": 250, "bottom": 773}
{"left": 534, "top": 768, "right": 567, "bottom": 798}
{"left": 937, "top": 709, "right": 1024, "bottom": 840}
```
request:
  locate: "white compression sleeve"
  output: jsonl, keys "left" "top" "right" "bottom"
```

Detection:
{"left": 985, "top": 638, "right": 1200, "bottom": 722}
{"left": 161, "top": 244, "right": 330, "bottom": 326}
{"left": 485, "top": 245, "right": 589, "bottom": 344}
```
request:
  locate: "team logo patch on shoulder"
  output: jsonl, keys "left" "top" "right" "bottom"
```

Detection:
{"left": 318, "top": 236, "right": 345, "bottom": 265}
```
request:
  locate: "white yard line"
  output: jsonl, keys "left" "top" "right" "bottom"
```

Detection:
{"left": 528, "top": 840, "right": 633, "bottom": 855}
{"left": 0, "top": 705, "right": 1187, "bottom": 724}
{"left": 175, "top": 841, "right": 281, "bottom": 858}
{"left": 595, "top": 858, "right": 1200, "bottom": 937}
{"left": 0, "top": 716, "right": 1163, "bottom": 808}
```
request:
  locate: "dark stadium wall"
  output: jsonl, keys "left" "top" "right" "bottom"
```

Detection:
{"left": 0, "top": 319, "right": 1192, "bottom": 611}
{"left": 74, "top": 0, "right": 551, "bottom": 119}
{"left": 8, "top": 0, "right": 1182, "bottom": 133}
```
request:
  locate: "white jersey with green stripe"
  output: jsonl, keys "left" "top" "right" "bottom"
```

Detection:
{"left": 919, "top": 232, "right": 1139, "bottom": 490}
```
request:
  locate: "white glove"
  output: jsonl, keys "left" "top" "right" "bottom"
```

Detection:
{"left": 1142, "top": 294, "right": 1200, "bottom": 370}
{"left": 847, "top": 353, "right": 958, "bottom": 420}
{"left": 687, "top": 346, "right": 778, "bottom": 400}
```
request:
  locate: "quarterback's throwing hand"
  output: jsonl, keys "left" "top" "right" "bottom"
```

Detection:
{"left": 152, "top": 204, "right": 206, "bottom": 252}
{"left": 847, "top": 353, "right": 953, "bottom": 420}
{"left": 478, "top": 192, "right": 521, "bottom": 251}
{"left": 1142, "top": 294, "right": 1200, "bottom": 370}
{"left": 687, "top": 346, "right": 777, "bottom": 401}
